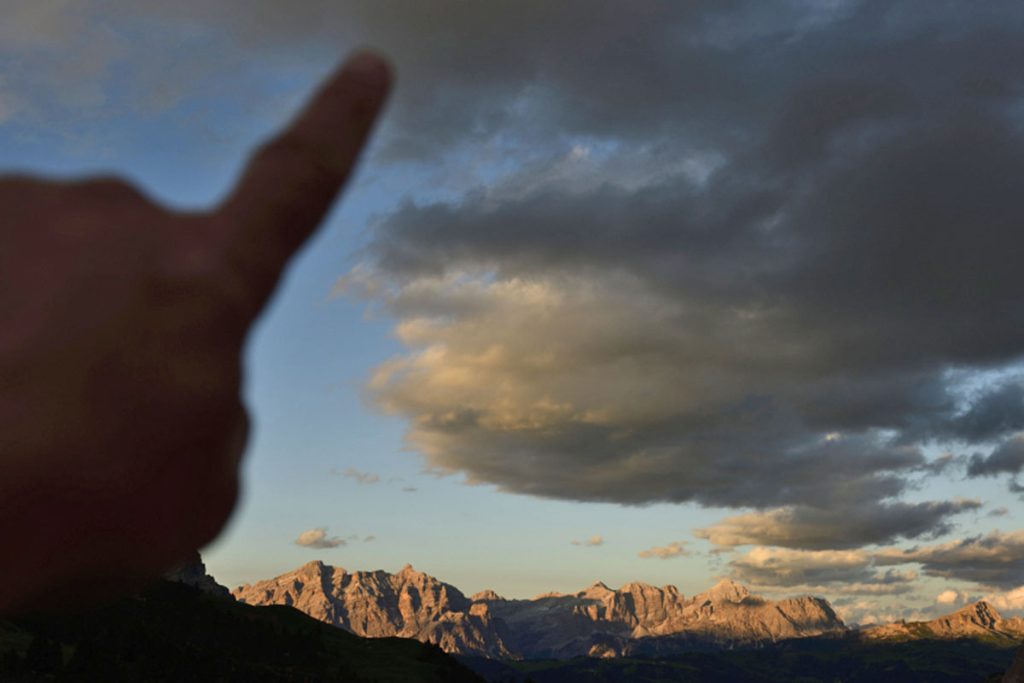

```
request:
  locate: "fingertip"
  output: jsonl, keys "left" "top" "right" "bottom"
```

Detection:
{"left": 341, "top": 49, "right": 393, "bottom": 96}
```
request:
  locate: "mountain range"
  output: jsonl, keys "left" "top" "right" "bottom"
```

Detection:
{"left": 3, "top": 556, "right": 1020, "bottom": 682}
{"left": 231, "top": 561, "right": 1021, "bottom": 661}
{"left": 864, "top": 600, "right": 1024, "bottom": 645}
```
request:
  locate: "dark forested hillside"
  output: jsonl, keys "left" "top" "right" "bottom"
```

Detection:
{"left": 0, "top": 580, "right": 483, "bottom": 682}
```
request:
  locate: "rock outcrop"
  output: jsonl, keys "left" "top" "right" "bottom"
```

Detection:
{"left": 233, "top": 561, "right": 513, "bottom": 657}
{"left": 234, "top": 565, "right": 845, "bottom": 659}
{"left": 863, "top": 601, "right": 1024, "bottom": 644}
{"left": 163, "top": 551, "right": 231, "bottom": 599}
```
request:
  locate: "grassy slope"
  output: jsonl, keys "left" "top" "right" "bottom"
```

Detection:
{"left": 0, "top": 580, "right": 483, "bottom": 682}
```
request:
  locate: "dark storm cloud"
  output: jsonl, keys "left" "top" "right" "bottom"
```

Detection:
{"left": 946, "top": 384, "right": 1024, "bottom": 444}
{"left": 695, "top": 500, "right": 982, "bottom": 550}
{"left": 967, "top": 435, "right": 1024, "bottom": 478}
{"left": 326, "top": 0, "right": 1024, "bottom": 531}
{"left": 36, "top": 0, "right": 1018, "bottom": 545}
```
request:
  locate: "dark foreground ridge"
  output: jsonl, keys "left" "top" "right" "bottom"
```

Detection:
{"left": 1005, "top": 644, "right": 1024, "bottom": 683}
{"left": 459, "top": 636, "right": 1020, "bottom": 683}
{"left": 0, "top": 580, "right": 484, "bottom": 682}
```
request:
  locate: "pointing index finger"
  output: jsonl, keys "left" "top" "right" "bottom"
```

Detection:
{"left": 216, "top": 50, "right": 392, "bottom": 316}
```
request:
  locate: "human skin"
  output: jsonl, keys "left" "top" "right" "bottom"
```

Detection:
{"left": 0, "top": 51, "right": 392, "bottom": 613}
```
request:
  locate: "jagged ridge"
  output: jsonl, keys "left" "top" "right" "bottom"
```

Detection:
{"left": 863, "top": 600, "right": 1024, "bottom": 644}
{"left": 233, "top": 566, "right": 846, "bottom": 659}
{"left": 233, "top": 561, "right": 513, "bottom": 658}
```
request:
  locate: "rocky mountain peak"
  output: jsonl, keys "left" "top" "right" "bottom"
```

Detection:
{"left": 532, "top": 591, "right": 566, "bottom": 600}
{"left": 578, "top": 580, "right": 612, "bottom": 594}
{"left": 864, "top": 599, "right": 1024, "bottom": 643}
{"left": 233, "top": 562, "right": 507, "bottom": 658}
{"left": 297, "top": 559, "right": 328, "bottom": 575}
{"left": 698, "top": 578, "right": 751, "bottom": 604}
{"left": 471, "top": 589, "right": 504, "bottom": 602}
{"left": 959, "top": 600, "right": 1001, "bottom": 626}
{"left": 620, "top": 581, "right": 656, "bottom": 592}
{"left": 927, "top": 600, "right": 1014, "bottom": 634}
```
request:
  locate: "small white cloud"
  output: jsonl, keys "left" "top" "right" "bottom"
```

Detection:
{"left": 936, "top": 589, "right": 966, "bottom": 605}
{"left": 572, "top": 534, "right": 604, "bottom": 547}
{"left": 294, "top": 528, "right": 345, "bottom": 549}
{"left": 638, "top": 541, "right": 690, "bottom": 560}
{"left": 333, "top": 467, "right": 380, "bottom": 485}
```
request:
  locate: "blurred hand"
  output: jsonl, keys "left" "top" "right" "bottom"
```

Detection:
{"left": 0, "top": 51, "right": 391, "bottom": 612}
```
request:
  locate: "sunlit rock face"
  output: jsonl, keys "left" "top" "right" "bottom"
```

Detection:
{"left": 232, "top": 561, "right": 514, "bottom": 658}
{"left": 481, "top": 578, "right": 845, "bottom": 659}
{"left": 233, "top": 565, "right": 846, "bottom": 659}
{"left": 863, "top": 601, "right": 1024, "bottom": 643}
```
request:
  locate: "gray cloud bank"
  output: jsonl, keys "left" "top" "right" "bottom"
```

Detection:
{"left": 695, "top": 500, "right": 981, "bottom": 550}
{"left": 874, "top": 530, "right": 1024, "bottom": 589}
{"left": 728, "top": 547, "right": 918, "bottom": 595}
{"left": 337, "top": 1, "right": 1024, "bottom": 546}
{"left": 968, "top": 434, "right": 1024, "bottom": 479}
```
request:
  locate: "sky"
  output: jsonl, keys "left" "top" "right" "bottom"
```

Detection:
{"left": 2, "top": 0, "right": 1023, "bottom": 626}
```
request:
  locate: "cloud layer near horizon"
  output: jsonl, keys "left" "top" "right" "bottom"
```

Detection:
{"left": 728, "top": 546, "right": 918, "bottom": 595}
{"left": 874, "top": 530, "right": 1024, "bottom": 589}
